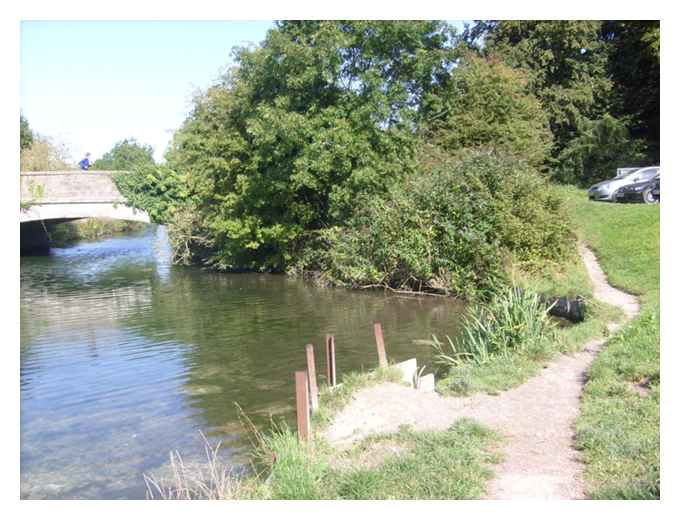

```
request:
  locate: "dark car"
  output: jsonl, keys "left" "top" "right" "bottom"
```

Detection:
{"left": 614, "top": 175, "right": 660, "bottom": 204}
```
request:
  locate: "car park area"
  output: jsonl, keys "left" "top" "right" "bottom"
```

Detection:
{"left": 588, "top": 166, "right": 660, "bottom": 203}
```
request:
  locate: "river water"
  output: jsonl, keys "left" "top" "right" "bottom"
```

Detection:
{"left": 20, "top": 225, "right": 465, "bottom": 499}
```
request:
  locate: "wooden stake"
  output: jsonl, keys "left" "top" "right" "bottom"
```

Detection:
{"left": 325, "top": 334, "right": 337, "bottom": 387}
{"left": 374, "top": 322, "right": 388, "bottom": 368}
{"left": 295, "top": 371, "right": 310, "bottom": 442}
{"left": 305, "top": 344, "right": 319, "bottom": 412}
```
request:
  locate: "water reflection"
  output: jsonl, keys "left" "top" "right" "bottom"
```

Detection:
{"left": 20, "top": 226, "right": 464, "bottom": 498}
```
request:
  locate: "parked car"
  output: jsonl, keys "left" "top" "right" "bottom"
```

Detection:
{"left": 587, "top": 166, "right": 660, "bottom": 201}
{"left": 614, "top": 175, "right": 660, "bottom": 204}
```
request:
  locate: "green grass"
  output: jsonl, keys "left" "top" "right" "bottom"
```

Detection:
{"left": 327, "top": 420, "right": 501, "bottom": 499}
{"left": 437, "top": 355, "right": 547, "bottom": 396}
{"left": 575, "top": 311, "right": 660, "bottom": 499}
{"left": 248, "top": 418, "right": 500, "bottom": 499}
{"left": 556, "top": 186, "right": 660, "bottom": 499}
{"left": 558, "top": 186, "right": 659, "bottom": 304}
{"left": 250, "top": 423, "right": 333, "bottom": 500}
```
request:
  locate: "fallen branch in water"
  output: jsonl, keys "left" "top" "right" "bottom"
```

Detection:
{"left": 358, "top": 284, "right": 450, "bottom": 298}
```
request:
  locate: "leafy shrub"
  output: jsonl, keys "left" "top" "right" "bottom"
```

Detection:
{"left": 166, "top": 204, "right": 215, "bottom": 265}
{"left": 424, "top": 287, "right": 556, "bottom": 369}
{"left": 113, "top": 164, "right": 188, "bottom": 224}
{"left": 299, "top": 149, "right": 573, "bottom": 299}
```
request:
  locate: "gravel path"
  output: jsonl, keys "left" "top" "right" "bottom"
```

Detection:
{"left": 323, "top": 244, "right": 639, "bottom": 499}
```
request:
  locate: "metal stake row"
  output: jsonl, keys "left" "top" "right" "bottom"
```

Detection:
{"left": 295, "top": 323, "right": 387, "bottom": 442}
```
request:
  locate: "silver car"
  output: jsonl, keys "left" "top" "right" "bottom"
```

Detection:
{"left": 588, "top": 166, "right": 660, "bottom": 201}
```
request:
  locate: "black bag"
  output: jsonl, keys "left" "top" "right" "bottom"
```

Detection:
{"left": 545, "top": 296, "right": 586, "bottom": 323}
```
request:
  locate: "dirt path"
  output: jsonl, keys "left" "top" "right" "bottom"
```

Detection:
{"left": 323, "top": 244, "right": 639, "bottom": 499}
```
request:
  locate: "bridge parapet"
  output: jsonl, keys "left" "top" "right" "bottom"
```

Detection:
{"left": 19, "top": 170, "right": 150, "bottom": 224}
{"left": 20, "top": 171, "right": 127, "bottom": 204}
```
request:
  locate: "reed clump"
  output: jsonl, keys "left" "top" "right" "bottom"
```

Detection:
{"left": 424, "top": 288, "right": 556, "bottom": 369}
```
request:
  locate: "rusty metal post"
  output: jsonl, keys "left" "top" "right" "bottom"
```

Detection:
{"left": 295, "top": 371, "right": 310, "bottom": 442}
{"left": 305, "top": 344, "right": 319, "bottom": 412}
{"left": 374, "top": 322, "right": 388, "bottom": 368}
{"left": 325, "top": 334, "right": 336, "bottom": 387}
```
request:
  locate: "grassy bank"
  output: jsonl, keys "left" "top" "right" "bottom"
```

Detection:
{"left": 50, "top": 218, "right": 149, "bottom": 245}
{"left": 435, "top": 248, "right": 621, "bottom": 397}
{"left": 146, "top": 368, "right": 502, "bottom": 500}
{"left": 558, "top": 186, "right": 660, "bottom": 499}
{"left": 432, "top": 185, "right": 659, "bottom": 498}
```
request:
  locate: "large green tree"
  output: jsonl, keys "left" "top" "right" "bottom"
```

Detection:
{"left": 555, "top": 114, "right": 647, "bottom": 186}
{"left": 163, "top": 20, "right": 459, "bottom": 271}
{"left": 464, "top": 20, "right": 613, "bottom": 157}
{"left": 463, "top": 20, "right": 659, "bottom": 183}
{"left": 601, "top": 21, "right": 660, "bottom": 160}
{"left": 94, "top": 138, "right": 155, "bottom": 170}
{"left": 423, "top": 54, "right": 553, "bottom": 169}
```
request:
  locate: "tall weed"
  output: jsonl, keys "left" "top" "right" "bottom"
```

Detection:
{"left": 423, "top": 288, "right": 556, "bottom": 369}
{"left": 144, "top": 432, "right": 249, "bottom": 500}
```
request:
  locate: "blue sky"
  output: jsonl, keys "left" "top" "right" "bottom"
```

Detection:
{"left": 21, "top": 21, "right": 275, "bottom": 162}
{"left": 21, "top": 20, "right": 466, "bottom": 164}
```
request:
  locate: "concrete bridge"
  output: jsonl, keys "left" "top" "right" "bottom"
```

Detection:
{"left": 20, "top": 171, "right": 150, "bottom": 223}
{"left": 20, "top": 171, "right": 150, "bottom": 252}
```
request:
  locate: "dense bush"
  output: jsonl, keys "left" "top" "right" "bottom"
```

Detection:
{"left": 296, "top": 149, "right": 573, "bottom": 299}
{"left": 165, "top": 203, "right": 215, "bottom": 265}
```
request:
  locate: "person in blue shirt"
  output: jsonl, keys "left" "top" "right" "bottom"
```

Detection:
{"left": 78, "top": 153, "right": 92, "bottom": 171}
